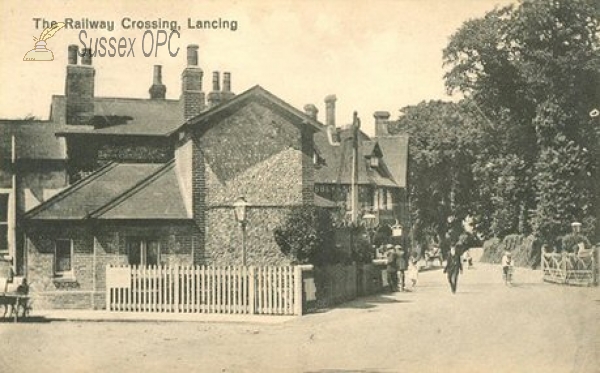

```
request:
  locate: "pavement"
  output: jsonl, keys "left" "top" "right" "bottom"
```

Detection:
{"left": 35, "top": 309, "right": 297, "bottom": 324}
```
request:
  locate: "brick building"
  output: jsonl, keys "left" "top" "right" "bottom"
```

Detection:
{"left": 1, "top": 44, "right": 407, "bottom": 309}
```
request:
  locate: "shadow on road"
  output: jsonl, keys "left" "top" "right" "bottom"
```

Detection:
{"left": 0, "top": 316, "right": 56, "bottom": 323}
{"left": 305, "top": 293, "right": 412, "bottom": 314}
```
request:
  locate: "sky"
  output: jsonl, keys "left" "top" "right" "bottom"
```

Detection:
{"left": 0, "top": 0, "right": 515, "bottom": 136}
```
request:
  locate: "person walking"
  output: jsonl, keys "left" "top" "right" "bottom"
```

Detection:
{"left": 395, "top": 245, "right": 408, "bottom": 292}
{"left": 501, "top": 250, "right": 514, "bottom": 286}
{"left": 443, "top": 246, "right": 463, "bottom": 294}
{"left": 385, "top": 244, "right": 398, "bottom": 292}
{"left": 407, "top": 251, "right": 419, "bottom": 289}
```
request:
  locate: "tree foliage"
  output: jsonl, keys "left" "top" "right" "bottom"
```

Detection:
{"left": 274, "top": 206, "right": 336, "bottom": 265}
{"left": 390, "top": 0, "right": 600, "bottom": 247}
{"left": 389, "top": 100, "right": 479, "bottom": 249}
{"left": 442, "top": 0, "right": 600, "bottom": 244}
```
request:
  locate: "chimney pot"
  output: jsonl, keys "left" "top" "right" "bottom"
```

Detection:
{"left": 303, "top": 104, "right": 318, "bottom": 120}
{"left": 212, "top": 71, "right": 220, "bottom": 91}
{"left": 149, "top": 65, "right": 167, "bottom": 99}
{"left": 68, "top": 45, "right": 78, "bottom": 65}
{"left": 81, "top": 48, "right": 92, "bottom": 65}
{"left": 153, "top": 65, "right": 163, "bottom": 84}
{"left": 187, "top": 45, "right": 199, "bottom": 66}
{"left": 223, "top": 72, "right": 231, "bottom": 92}
{"left": 324, "top": 94, "right": 337, "bottom": 127}
{"left": 374, "top": 111, "right": 391, "bottom": 137}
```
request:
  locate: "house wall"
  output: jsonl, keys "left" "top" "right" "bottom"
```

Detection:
{"left": 190, "top": 101, "right": 314, "bottom": 265}
{"left": 26, "top": 221, "right": 199, "bottom": 309}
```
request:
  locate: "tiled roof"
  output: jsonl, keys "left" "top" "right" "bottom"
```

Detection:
{"left": 376, "top": 136, "right": 409, "bottom": 188}
{"left": 25, "top": 161, "right": 189, "bottom": 220}
{"left": 51, "top": 96, "right": 183, "bottom": 136}
{"left": 314, "top": 126, "right": 400, "bottom": 188}
{"left": 181, "top": 85, "right": 321, "bottom": 135}
{"left": 0, "top": 120, "right": 67, "bottom": 160}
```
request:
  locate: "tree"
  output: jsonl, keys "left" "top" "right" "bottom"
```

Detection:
{"left": 389, "top": 100, "right": 480, "bottom": 250}
{"left": 273, "top": 206, "right": 336, "bottom": 265}
{"left": 443, "top": 0, "right": 600, "bottom": 243}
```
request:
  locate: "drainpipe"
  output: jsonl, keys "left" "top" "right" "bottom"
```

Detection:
{"left": 11, "top": 135, "right": 17, "bottom": 272}
{"left": 93, "top": 236, "right": 97, "bottom": 309}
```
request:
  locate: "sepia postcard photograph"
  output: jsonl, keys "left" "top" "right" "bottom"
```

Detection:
{"left": 0, "top": 0, "right": 598, "bottom": 372}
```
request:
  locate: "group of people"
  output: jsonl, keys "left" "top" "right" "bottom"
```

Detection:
{"left": 384, "top": 244, "right": 419, "bottom": 292}
{"left": 385, "top": 244, "right": 516, "bottom": 295}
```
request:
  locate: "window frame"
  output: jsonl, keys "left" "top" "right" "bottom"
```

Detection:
{"left": 126, "top": 238, "right": 161, "bottom": 267}
{"left": 0, "top": 192, "right": 9, "bottom": 255}
{"left": 54, "top": 238, "right": 74, "bottom": 277}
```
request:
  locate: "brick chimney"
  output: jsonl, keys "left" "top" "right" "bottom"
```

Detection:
{"left": 181, "top": 45, "right": 205, "bottom": 120}
{"left": 324, "top": 95, "right": 337, "bottom": 127}
{"left": 207, "top": 71, "right": 222, "bottom": 108}
{"left": 303, "top": 104, "right": 318, "bottom": 120}
{"left": 149, "top": 65, "right": 167, "bottom": 99}
{"left": 65, "top": 45, "right": 95, "bottom": 125}
{"left": 221, "top": 72, "right": 235, "bottom": 102}
{"left": 374, "top": 111, "right": 390, "bottom": 137}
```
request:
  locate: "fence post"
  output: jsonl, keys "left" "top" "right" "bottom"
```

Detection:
{"left": 249, "top": 266, "right": 256, "bottom": 315}
{"left": 294, "top": 265, "right": 303, "bottom": 316}
{"left": 174, "top": 266, "right": 180, "bottom": 313}
{"left": 105, "top": 265, "right": 111, "bottom": 311}
{"left": 540, "top": 247, "right": 545, "bottom": 281}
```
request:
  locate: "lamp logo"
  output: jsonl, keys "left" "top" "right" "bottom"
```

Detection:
{"left": 23, "top": 22, "right": 65, "bottom": 61}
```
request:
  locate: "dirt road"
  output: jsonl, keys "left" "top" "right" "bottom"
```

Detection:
{"left": 1, "top": 264, "right": 598, "bottom": 373}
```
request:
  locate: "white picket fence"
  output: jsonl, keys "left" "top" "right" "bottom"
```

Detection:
{"left": 106, "top": 265, "right": 301, "bottom": 315}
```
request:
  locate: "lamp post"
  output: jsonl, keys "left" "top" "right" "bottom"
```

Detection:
{"left": 233, "top": 197, "right": 250, "bottom": 266}
{"left": 362, "top": 213, "right": 377, "bottom": 240}
{"left": 362, "top": 213, "right": 378, "bottom": 259}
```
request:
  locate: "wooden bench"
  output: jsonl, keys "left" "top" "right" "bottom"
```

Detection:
{"left": 0, "top": 277, "right": 31, "bottom": 323}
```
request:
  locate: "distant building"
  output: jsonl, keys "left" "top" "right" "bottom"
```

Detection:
{"left": 0, "top": 44, "right": 407, "bottom": 309}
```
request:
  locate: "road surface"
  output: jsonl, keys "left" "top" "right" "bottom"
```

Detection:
{"left": 1, "top": 263, "right": 598, "bottom": 373}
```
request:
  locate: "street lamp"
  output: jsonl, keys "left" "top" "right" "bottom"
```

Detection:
{"left": 233, "top": 197, "right": 250, "bottom": 266}
{"left": 362, "top": 213, "right": 377, "bottom": 236}
{"left": 392, "top": 222, "right": 403, "bottom": 238}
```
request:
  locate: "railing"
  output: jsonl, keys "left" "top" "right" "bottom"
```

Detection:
{"left": 106, "top": 265, "right": 300, "bottom": 315}
{"left": 541, "top": 250, "right": 597, "bottom": 286}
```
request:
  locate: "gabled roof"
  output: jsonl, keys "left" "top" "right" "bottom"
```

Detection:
{"left": 376, "top": 135, "right": 409, "bottom": 188}
{"left": 179, "top": 85, "right": 321, "bottom": 135}
{"left": 0, "top": 120, "right": 67, "bottom": 160}
{"left": 25, "top": 161, "right": 189, "bottom": 220}
{"left": 313, "top": 126, "right": 399, "bottom": 188}
{"left": 52, "top": 96, "right": 183, "bottom": 136}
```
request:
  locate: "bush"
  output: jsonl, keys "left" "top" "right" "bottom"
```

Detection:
{"left": 274, "top": 206, "right": 335, "bottom": 265}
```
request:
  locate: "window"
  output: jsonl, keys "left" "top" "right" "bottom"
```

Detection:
{"left": 55, "top": 239, "right": 73, "bottom": 275}
{"left": 386, "top": 189, "right": 393, "bottom": 210}
{"left": 0, "top": 194, "right": 8, "bottom": 255}
{"left": 370, "top": 157, "right": 379, "bottom": 168}
{"left": 127, "top": 239, "right": 160, "bottom": 267}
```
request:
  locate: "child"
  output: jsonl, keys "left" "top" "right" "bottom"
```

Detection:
{"left": 464, "top": 250, "right": 473, "bottom": 269}
{"left": 501, "top": 250, "right": 514, "bottom": 286}
{"left": 407, "top": 251, "right": 419, "bottom": 289}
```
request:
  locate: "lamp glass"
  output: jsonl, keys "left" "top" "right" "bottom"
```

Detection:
{"left": 362, "top": 213, "right": 377, "bottom": 229}
{"left": 233, "top": 197, "right": 249, "bottom": 223}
